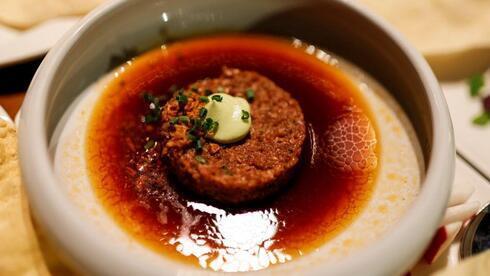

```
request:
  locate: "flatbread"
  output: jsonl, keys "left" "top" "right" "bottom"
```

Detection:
{"left": 0, "top": 120, "right": 50, "bottom": 275}
{"left": 359, "top": 0, "right": 490, "bottom": 55}
{"left": 359, "top": 0, "right": 490, "bottom": 79}
{"left": 0, "top": 0, "right": 105, "bottom": 29}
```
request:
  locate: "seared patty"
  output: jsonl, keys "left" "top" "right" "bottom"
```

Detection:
{"left": 161, "top": 67, "right": 306, "bottom": 204}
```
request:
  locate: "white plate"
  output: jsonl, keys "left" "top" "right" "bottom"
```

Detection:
{"left": 442, "top": 79, "right": 490, "bottom": 179}
{"left": 0, "top": 17, "right": 80, "bottom": 67}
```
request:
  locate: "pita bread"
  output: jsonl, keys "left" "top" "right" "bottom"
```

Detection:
{"left": 0, "top": 120, "right": 50, "bottom": 275}
{"left": 0, "top": 0, "right": 105, "bottom": 29}
{"left": 359, "top": 0, "right": 490, "bottom": 79}
{"left": 359, "top": 0, "right": 490, "bottom": 55}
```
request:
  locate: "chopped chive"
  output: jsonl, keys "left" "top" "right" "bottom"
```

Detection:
{"left": 176, "top": 93, "right": 188, "bottom": 105}
{"left": 195, "top": 155, "right": 207, "bottom": 164}
{"left": 202, "top": 117, "right": 214, "bottom": 131}
{"left": 211, "top": 121, "right": 219, "bottom": 133}
{"left": 187, "top": 133, "right": 198, "bottom": 141}
{"left": 188, "top": 123, "right": 197, "bottom": 134}
{"left": 205, "top": 89, "right": 213, "bottom": 96}
{"left": 195, "top": 139, "right": 203, "bottom": 151}
{"left": 143, "top": 93, "right": 162, "bottom": 108}
{"left": 141, "top": 92, "right": 164, "bottom": 124}
{"left": 169, "top": 117, "right": 179, "bottom": 124}
{"left": 178, "top": 115, "right": 189, "bottom": 124}
{"left": 472, "top": 112, "right": 490, "bottom": 126}
{"left": 211, "top": 95, "right": 223, "bottom": 102}
{"left": 199, "top": 96, "right": 210, "bottom": 103}
{"left": 241, "top": 110, "right": 250, "bottom": 120}
{"left": 194, "top": 118, "right": 203, "bottom": 129}
{"left": 144, "top": 139, "right": 156, "bottom": 150}
{"left": 199, "top": 107, "right": 208, "bottom": 118}
{"left": 468, "top": 74, "right": 485, "bottom": 97}
{"left": 246, "top": 88, "right": 255, "bottom": 102}
{"left": 144, "top": 114, "right": 159, "bottom": 123}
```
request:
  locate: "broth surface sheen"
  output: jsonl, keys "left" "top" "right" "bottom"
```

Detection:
{"left": 86, "top": 35, "right": 378, "bottom": 272}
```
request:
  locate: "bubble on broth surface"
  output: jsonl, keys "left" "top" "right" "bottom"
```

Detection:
{"left": 324, "top": 111, "right": 377, "bottom": 174}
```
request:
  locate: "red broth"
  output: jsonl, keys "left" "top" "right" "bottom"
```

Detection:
{"left": 86, "top": 35, "right": 379, "bottom": 271}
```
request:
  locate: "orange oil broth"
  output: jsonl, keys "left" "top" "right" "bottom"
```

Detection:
{"left": 86, "top": 35, "right": 379, "bottom": 270}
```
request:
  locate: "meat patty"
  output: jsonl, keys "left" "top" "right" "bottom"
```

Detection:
{"left": 161, "top": 67, "right": 306, "bottom": 204}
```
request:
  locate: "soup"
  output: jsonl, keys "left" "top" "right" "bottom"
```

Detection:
{"left": 54, "top": 35, "right": 422, "bottom": 272}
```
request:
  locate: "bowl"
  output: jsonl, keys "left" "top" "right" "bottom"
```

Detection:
{"left": 18, "top": 0, "right": 454, "bottom": 275}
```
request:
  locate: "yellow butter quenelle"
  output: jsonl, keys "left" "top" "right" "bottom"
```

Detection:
{"left": 205, "top": 93, "right": 251, "bottom": 144}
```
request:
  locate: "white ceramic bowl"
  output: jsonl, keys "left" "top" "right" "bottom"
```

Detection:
{"left": 18, "top": 0, "right": 454, "bottom": 275}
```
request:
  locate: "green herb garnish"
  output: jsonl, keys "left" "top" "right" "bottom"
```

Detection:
{"left": 143, "top": 114, "right": 159, "bottom": 123}
{"left": 202, "top": 118, "right": 214, "bottom": 132}
{"left": 144, "top": 139, "right": 156, "bottom": 150}
{"left": 211, "top": 121, "right": 219, "bottom": 133}
{"left": 205, "top": 89, "right": 213, "bottom": 96}
{"left": 178, "top": 115, "right": 190, "bottom": 124}
{"left": 199, "top": 107, "right": 208, "bottom": 118}
{"left": 186, "top": 134, "right": 203, "bottom": 151}
{"left": 468, "top": 74, "right": 485, "bottom": 97}
{"left": 241, "top": 110, "right": 250, "bottom": 120}
{"left": 188, "top": 118, "right": 202, "bottom": 135}
{"left": 211, "top": 95, "right": 223, "bottom": 102}
{"left": 195, "top": 139, "right": 203, "bottom": 151}
{"left": 246, "top": 88, "right": 255, "bottom": 102}
{"left": 199, "top": 96, "right": 210, "bottom": 103}
{"left": 472, "top": 112, "right": 490, "bottom": 126}
{"left": 176, "top": 93, "right": 188, "bottom": 105}
{"left": 187, "top": 133, "right": 198, "bottom": 141}
{"left": 142, "top": 92, "right": 163, "bottom": 124}
{"left": 169, "top": 117, "right": 179, "bottom": 125}
{"left": 195, "top": 155, "right": 207, "bottom": 164}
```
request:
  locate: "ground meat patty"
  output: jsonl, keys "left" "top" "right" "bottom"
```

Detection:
{"left": 161, "top": 67, "right": 306, "bottom": 204}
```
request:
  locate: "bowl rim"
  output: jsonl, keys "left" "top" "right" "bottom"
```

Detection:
{"left": 18, "top": 0, "right": 454, "bottom": 275}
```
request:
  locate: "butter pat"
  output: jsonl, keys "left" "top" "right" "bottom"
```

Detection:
{"left": 205, "top": 93, "right": 251, "bottom": 144}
